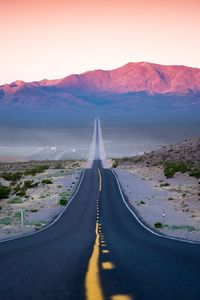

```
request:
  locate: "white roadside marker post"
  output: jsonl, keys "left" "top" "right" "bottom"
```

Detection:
{"left": 21, "top": 210, "right": 24, "bottom": 228}
{"left": 162, "top": 211, "right": 166, "bottom": 226}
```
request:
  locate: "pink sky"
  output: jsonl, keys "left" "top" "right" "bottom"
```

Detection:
{"left": 0, "top": 0, "right": 200, "bottom": 84}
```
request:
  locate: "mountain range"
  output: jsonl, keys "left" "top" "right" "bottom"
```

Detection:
{"left": 0, "top": 62, "right": 200, "bottom": 116}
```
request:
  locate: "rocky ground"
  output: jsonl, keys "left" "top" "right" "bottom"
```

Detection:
{"left": 114, "top": 136, "right": 200, "bottom": 168}
{"left": 112, "top": 136, "right": 200, "bottom": 241}
{"left": 0, "top": 160, "right": 85, "bottom": 241}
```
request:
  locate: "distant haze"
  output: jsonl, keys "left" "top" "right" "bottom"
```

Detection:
{"left": 0, "top": 62, "right": 199, "bottom": 161}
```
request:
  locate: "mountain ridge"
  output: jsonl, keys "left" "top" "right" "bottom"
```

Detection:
{"left": 1, "top": 62, "right": 200, "bottom": 96}
{"left": 0, "top": 62, "right": 200, "bottom": 114}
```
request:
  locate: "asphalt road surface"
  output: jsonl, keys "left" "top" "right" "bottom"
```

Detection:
{"left": 0, "top": 118, "right": 200, "bottom": 300}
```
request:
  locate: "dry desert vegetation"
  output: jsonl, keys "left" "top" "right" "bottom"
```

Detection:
{"left": 0, "top": 160, "right": 85, "bottom": 241}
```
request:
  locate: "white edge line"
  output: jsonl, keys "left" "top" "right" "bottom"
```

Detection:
{"left": 0, "top": 169, "right": 86, "bottom": 244}
{"left": 111, "top": 170, "right": 200, "bottom": 245}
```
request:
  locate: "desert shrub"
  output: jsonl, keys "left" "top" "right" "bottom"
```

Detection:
{"left": 160, "top": 182, "right": 170, "bottom": 187}
{"left": 164, "top": 161, "right": 190, "bottom": 178}
{"left": 13, "top": 180, "right": 38, "bottom": 197}
{"left": 23, "top": 180, "right": 39, "bottom": 189}
{"left": 1, "top": 172, "right": 22, "bottom": 182}
{"left": 42, "top": 179, "right": 53, "bottom": 184}
{"left": 140, "top": 200, "right": 146, "bottom": 204}
{"left": 0, "top": 184, "right": 11, "bottom": 199}
{"left": 30, "top": 209, "right": 38, "bottom": 213}
{"left": 14, "top": 211, "right": 21, "bottom": 218}
{"left": 170, "top": 225, "right": 196, "bottom": 232}
{"left": 9, "top": 196, "right": 23, "bottom": 204}
{"left": 0, "top": 217, "right": 11, "bottom": 225}
{"left": 59, "top": 197, "right": 68, "bottom": 206}
{"left": 112, "top": 161, "right": 119, "bottom": 168}
{"left": 60, "top": 191, "right": 67, "bottom": 197}
{"left": 189, "top": 167, "right": 200, "bottom": 179}
{"left": 154, "top": 222, "right": 164, "bottom": 229}
{"left": 35, "top": 222, "right": 42, "bottom": 227}
{"left": 25, "top": 165, "right": 48, "bottom": 176}
{"left": 34, "top": 222, "right": 43, "bottom": 230}
{"left": 16, "top": 189, "right": 26, "bottom": 197}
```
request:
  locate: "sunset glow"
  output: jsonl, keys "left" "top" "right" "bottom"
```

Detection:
{"left": 0, "top": 0, "right": 200, "bottom": 84}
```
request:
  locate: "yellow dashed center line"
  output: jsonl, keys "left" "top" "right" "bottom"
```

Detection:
{"left": 98, "top": 169, "right": 102, "bottom": 191}
{"left": 102, "top": 261, "right": 114, "bottom": 270}
{"left": 85, "top": 223, "right": 104, "bottom": 300}
{"left": 102, "top": 249, "right": 109, "bottom": 254}
{"left": 111, "top": 295, "right": 133, "bottom": 300}
{"left": 86, "top": 168, "right": 132, "bottom": 300}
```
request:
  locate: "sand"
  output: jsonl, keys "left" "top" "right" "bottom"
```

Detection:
{"left": 115, "top": 166, "right": 200, "bottom": 242}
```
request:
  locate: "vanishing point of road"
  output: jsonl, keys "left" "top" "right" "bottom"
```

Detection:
{"left": 0, "top": 118, "right": 200, "bottom": 300}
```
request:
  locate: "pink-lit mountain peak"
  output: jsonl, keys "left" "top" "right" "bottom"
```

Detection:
{"left": 52, "top": 61, "right": 200, "bottom": 94}
{"left": 1, "top": 62, "right": 200, "bottom": 95}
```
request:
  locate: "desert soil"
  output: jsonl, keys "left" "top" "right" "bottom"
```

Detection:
{"left": 114, "top": 153, "right": 200, "bottom": 242}
{"left": 0, "top": 160, "right": 85, "bottom": 241}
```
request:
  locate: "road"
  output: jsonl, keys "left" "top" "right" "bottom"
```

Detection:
{"left": 0, "top": 118, "right": 200, "bottom": 300}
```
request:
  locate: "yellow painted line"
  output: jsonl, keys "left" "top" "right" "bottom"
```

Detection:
{"left": 98, "top": 169, "right": 102, "bottom": 191}
{"left": 102, "top": 249, "right": 109, "bottom": 253}
{"left": 111, "top": 295, "right": 132, "bottom": 300}
{"left": 101, "top": 244, "right": 107, "bottom": 247}
{"left": 102, "top": 262, "right": 114, "bottom": 270}
{"left": 85, "top": 223, "right": 104, "bottom": 300}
